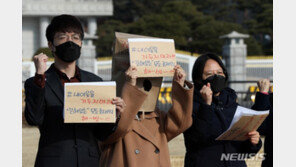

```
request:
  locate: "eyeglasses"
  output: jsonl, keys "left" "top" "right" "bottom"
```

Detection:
{"left": 54, "top": 33, "right": 81, "bottom": 42}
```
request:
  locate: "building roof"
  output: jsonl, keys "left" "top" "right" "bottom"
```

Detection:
{"left": 220, "top": 31, "right": 249, "bottom": 39}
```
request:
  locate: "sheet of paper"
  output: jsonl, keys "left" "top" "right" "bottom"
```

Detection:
{"left": 64, "top": 82, "right": 116, "bottom": 123}
{"left": 216, "top": 106, "right": 269, "bottom": 141}
{"left": 229, "top": 106, "right": 269, "bottom": 128}
{"left": 128, "top": 38, "right": 176, "bottom": 77}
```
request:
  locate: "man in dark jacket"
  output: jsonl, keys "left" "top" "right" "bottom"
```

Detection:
{"left": 252, "top": 79, "right": 273, "bottom": 167}
{"left": 24, "top": 15, "right": 125, "bottom": 167}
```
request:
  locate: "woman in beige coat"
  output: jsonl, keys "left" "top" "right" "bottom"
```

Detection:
{"left": 99, "top": 65, "right": 194, "bottom": 167}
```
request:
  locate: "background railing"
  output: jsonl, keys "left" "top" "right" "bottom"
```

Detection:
{"left": 157, "top": 80, "right": 273, "bottom": 111}
{"left": 22, "top": 55, "right": 273, "bottom": 110}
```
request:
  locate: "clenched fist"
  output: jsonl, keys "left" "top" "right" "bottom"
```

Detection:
{"left": 257, "top": 79, "right": 270, "bottom": 93}
{"left": 33, "top": 53, "right": 48, "bottom": 75}
{"left": 200, "top": 83, "right": 213, "bottom": 105}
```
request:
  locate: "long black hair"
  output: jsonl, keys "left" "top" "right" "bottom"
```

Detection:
{"left": 192, "top": 53, "right": 228, "bottom": 90}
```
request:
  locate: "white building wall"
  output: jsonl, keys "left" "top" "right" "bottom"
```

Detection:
{"left": 22, "top": 0, "right": 114, "bottom": 62}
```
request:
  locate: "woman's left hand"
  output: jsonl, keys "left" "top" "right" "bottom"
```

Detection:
{"left": 112, "top": 97, "right": 126, "bottom": 118}
{"left": 247, "top": 131, "right": 260, "bottom": 145}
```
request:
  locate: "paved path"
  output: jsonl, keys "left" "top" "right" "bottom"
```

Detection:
{"left": 22, "top": 127, "right": 263, "bottom": 167}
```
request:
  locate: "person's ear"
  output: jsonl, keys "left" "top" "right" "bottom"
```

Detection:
{"left": 48, "top": 41, "right": 55, "bottom": 52}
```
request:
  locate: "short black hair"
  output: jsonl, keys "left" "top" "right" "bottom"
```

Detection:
{"left": 192, "top": 53, "right": 228, "bottom": 90}
{"left": 46, "top": 14, "right": 84, "bottom": 43}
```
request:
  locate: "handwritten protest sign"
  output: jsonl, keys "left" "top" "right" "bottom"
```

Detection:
{"left": 64, "top": 82, "right": 116, "bottom": 123}
{"left": 128, "top": 38, "right": 176, "bottom": 77}
{"left": 216, "top": 106, "right": 269, "bottom": 141}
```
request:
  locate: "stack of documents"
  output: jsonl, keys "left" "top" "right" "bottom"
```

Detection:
{"left": 216, "top": 106, "right": 269, "bottom": 141}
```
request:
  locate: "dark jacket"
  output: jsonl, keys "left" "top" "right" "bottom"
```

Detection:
{"left": 183, "top": 87, "right": 262, "bottom": 167}
{"left": 252, "top": 92, "right": 273, "bottom": 167}
{"left": 24, "top": 64, "right": 116, "bottom": 167}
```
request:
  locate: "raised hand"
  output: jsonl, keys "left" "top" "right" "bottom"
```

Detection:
{"left": 112, "top": 97, "right": 126, "bottom": 119}
{"left": 257, "top": 79, "right": 270, "bottom": 93}
{"left": 33, "top": 53, "right": 48, "bottom": 75}
{"left": 200, "top": 83, "right": 213, "bottom": 105}
{"left": 125, "top": 66, "right": 138, "bottom": 86}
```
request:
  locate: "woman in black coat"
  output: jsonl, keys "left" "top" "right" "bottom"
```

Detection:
{"left": 183, "top": 53, "right": 262, "bottom": 167}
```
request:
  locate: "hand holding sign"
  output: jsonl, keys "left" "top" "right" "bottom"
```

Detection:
{"left": 112, "top": 97, "right": 126, "bottom": 119}
{"left": 125, "top": 66, "right": 138, "bottom": 86}
{"left": 173, "top": 65, "right": 186, "bottom": 87}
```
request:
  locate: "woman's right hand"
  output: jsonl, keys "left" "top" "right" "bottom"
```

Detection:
{"left": 247, "top": 131, "right": 260, "bottom": 146}
{"left": 200, "top": 83, "right": 213, "bottom": 105}
{"left": 125, "top": 66, "right": 137, "bottom": 86}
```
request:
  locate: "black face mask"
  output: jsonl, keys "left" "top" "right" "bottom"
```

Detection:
{"left": 202, "top": 74, "right": 226, "bottom": 94}
{"left": 54, "top": 41, "right": 81, "bottom": 62}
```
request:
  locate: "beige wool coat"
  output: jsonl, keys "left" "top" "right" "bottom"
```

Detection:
{"left": 99, "top": 80, "right": 194, "bottom": 167}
